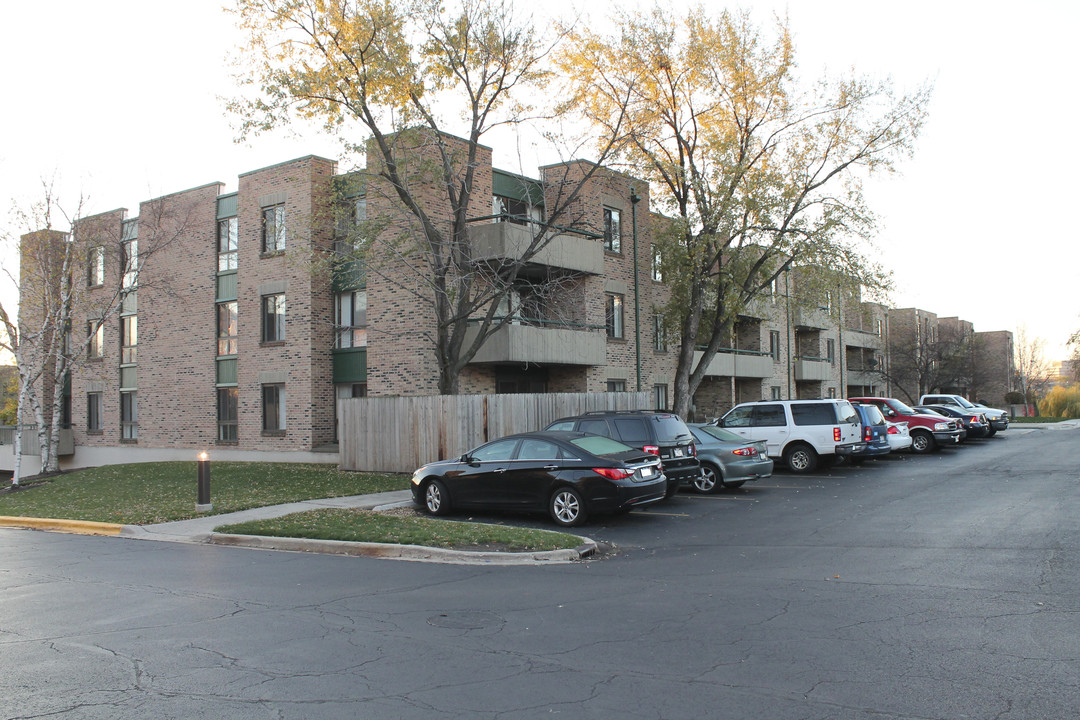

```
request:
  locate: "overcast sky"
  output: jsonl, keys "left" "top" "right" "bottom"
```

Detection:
{"left": 2, "top": 0, "right": 1077, "bottom": 358}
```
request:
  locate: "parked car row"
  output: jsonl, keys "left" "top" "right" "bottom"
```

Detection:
{"left": 410, "top": 396, "right": 1008, "bottom": 529}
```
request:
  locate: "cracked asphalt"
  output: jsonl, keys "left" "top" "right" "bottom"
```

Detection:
{"left": 2, "top": 426, "right": 1078, "bottom": 719}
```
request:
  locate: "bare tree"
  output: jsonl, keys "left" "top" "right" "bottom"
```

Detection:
{"left": 1014, "top": 325, "right": 1052, "bottom": 407}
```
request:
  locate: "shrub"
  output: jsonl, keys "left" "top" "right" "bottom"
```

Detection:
{"left": 1038, "top": 386, "right": 1080, "bottom": 418}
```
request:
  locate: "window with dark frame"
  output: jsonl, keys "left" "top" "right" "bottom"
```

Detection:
{"left": 605, "top": 293, "right": 624, "bottom": 339}
{"left": 770, "top": 330, "right": 781, "bottom": 362}
{"left": 654, "top": 384, "right": 668, "bottom": 411}
{"left": 87, "top": 392, "right": 103, "bottom": 432}
{"left": 120, "top": 391, "right": 137, "bottom": 440}
{"left": 120, "top": 316, "right": 137, "bottom": 364}
{"left": 653, "top": 314, "right": 667, "bottom": 352}
{"left": 217, "top": 387, "right": 238, "bottom": 442}
{"left": 651, "top": 247, "right": 663, "bottom": 281}
{"left": 87, "top": 246, "right": 104, "bottom": 287}
{"left": 335, "top": 290, "right": 367, "bottom": 348}
{"left": 262, "top": 384, "right": 286, "bottom": 433}
{"left": 262, "top": 204, "right": 286, "bottom": 253}
{"left": 218, "top": 217, "right": 238, "bottom": 271}
{"left": 261, "top": 294, "right": 286, "bottom": 342}
{"left": 603, "top": 207, "right": 621, "bottom": 253}
{"left": 87, "top": 321, "right": 103, "bottom": 359}
{"left": 606, "top": 380, "right": 627, "bottom": 392}
{"left": 217, "top": 301, "right": 238, "bottom": 355}
{"left": 121, "top": 239, "right": 138, "bottom": 289}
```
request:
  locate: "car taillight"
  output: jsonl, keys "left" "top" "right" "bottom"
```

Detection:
{"left": 833, "top": 427, "right": 841, "bottom": 442}
{"left": 970, "top": 416, "right": 978, "bottom": 423}
{"left": 643, "top": 445, "right": 659, "bottom": 456}
{"left": 688, "top": 443, "right": 696, "bottom": 456}
{"left": 732, "top": 447, "right": 756, "bottom": 456}
{"left": 887, "top": 425, "right": 899, "bottom": 435}
{"left": 592, "top": 467, "right": 634, "bottom": 480}
{"left": 864, "top": 426, "right": 873, "bottom": 442}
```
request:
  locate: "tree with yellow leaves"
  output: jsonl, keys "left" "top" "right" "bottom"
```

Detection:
{"left": 231, "top": 0, "right": 627, "bottom": 394}
{"left": 558, "top": 7, "right": 930, "bottom": 416}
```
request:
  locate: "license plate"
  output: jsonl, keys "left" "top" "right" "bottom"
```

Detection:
{"left": 673, "top": 448, "right": 684, "bottom": 457}
{"left": 640, "top": 467, "right": 654, "bottom": 478}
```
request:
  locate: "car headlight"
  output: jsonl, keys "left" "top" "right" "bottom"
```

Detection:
{"left": 934, "top": 422, "right": 950, "bottom": 431}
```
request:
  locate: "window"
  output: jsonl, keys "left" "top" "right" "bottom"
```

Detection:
{"left": 603, "top": 207, "right": 621, "bottom": 253}
{"left": 87, "top": 322, "right": 103, "bottom": 359}
{"left": 654, "top": 384, "right": 668, "bottom": 411}
{"left": 218, "top": 217, "right": 238, "bottom": 271}
{"left": 261, "top": 294, "right": 286, "bottom": 342}
{"left": 769, "top": 331, "right": 781, "bottom": 362}
{"left": 335, "top": 290, "right": 367, "bottom": 348}
{"left": 654, "top": 314, "right": 667, "bottom": 352}
{"left": 606, "top": 293, "right": 624, "bottom": 339}
{"left": 517, "top": 438, "right": 562, "bottom": 461}
{"left": 613, "top": 418, "right": 649, "bottom": 444}
{"left": 651, "top": 247, "right": 663, "bottom": 281}
{"left": 217, "top": 387, "right": 238, "bottom": 442}
{"left": 472, "top": 439, "right": 518, "bottom": 462}
{"left": 791, "top": 403, "right": 838, "bottom": 426}
{"left": 121, "top": 239, "right": 138, "bottom": 289}
{"left": 87, "top": 392, "right": 103, "bottom": 432}
{"left": 262, "top": 384, "right": 286, "bottom": 433}
{"left": 876, "top": 319, "right": 883, "bottom": 336}
{"left": 87, "top": 246, "right": 104, "bottom": 287}
{"left": 120, "top": 316, "right": 137, "bottom": 364}
{"left": 217, "top": 302, "right": 238, "bottom": 355}
{"left": 606, "top": 380, "right": 626, "bottom": 392}
{"left": 770, "top": 386, "right": 782, "bottom": 400}
{"left": 120, "top": 391, "right": 137, "bottom": 440}
{"left": 828, "top": 387, "right": 838, "bottom": 398}
{"left": 826, "top": 339, "right": 836, "bottom": 365}
{"left": 753, "top": 405, "right": 787, "bottom": 427}
{"left": 262, "top": 204, "right": 286, "bottom": 253}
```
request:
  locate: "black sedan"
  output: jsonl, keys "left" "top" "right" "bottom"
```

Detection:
{"left": 410, "top": 431, "right": 668, "bottom": 527}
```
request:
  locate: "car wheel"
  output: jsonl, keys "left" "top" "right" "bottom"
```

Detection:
{"left": 910, "top": 431, "right": 935, "bottom": 454}
{"left": 423, "top": 479, "right": 452, "bottom": 516}
{"left": 549, "top": 486, "right": 587, "bottom": 527}
{"left": 986, "top": 427, "right": 997, "bottom": 437}
{"left": 692, "top": 465, "right": 721, "bottom": 494}
{"left": 783, "top": 443, "right": 818, "bottom": 473}
{"left": 721, "top": 480, "right": 746, "bottom": 490}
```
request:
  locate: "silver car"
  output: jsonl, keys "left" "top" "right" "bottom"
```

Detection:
{"left": 688, "top": 424, "right": 773, "bottom": 492}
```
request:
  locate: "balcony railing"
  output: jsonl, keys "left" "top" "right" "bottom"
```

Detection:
{"left": 694, "top": 348, "right": 775, "bottom": 378}
{"left": 465, "top": 318, "right": 606, "bottom": 366}
{"left": 0, "top": 425, "right": 75, "bottom": 456}
{"left": 468, "top": 217, "right": 604, "bottom": 275}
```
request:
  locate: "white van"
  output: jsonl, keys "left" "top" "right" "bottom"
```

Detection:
{"left": 716, "top": 399, "right": 863, "bottom": 473}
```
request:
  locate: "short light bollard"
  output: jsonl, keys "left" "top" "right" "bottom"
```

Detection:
{"left": 196, "top": 452, "right": 213, "bottom": 513}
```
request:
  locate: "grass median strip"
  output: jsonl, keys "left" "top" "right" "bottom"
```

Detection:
{"left": 0, "top": 462, "right": 407, "bottom": 525}
{"left": 215, "top": 508, "right": 585, "bottom": 552}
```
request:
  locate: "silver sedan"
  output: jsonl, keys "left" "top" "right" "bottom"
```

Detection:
{"left": 687, "top": 423, "right": 774, "bottom": 492}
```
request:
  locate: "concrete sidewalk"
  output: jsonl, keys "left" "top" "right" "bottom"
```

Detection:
{"left": 118, "top": 489, "right": 596, "bottom": 565}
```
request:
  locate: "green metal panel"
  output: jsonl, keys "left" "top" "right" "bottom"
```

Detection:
{"left": 216, "top": 358, "right": 238, "bottom": 385}
{"left": 332, "top": 260, "right": 365, "bottom": 292}
{"left": 119, "top": 366, "right": 137, "bottom": 390}
{"left": 332, "top": 348, "right": 367, "bottom": 383}
{"left": 493, "top": 169, "right": 544, "bottom": 205}
{"left": 217, "top": 271, "right": 238, "bottom": 301}
{"left": 217, "top": 193, "right": 238, "bottom": 219}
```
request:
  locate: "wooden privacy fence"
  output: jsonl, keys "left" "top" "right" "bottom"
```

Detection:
{"left": 339, "top": 391, "right": 652, "bottom": 473}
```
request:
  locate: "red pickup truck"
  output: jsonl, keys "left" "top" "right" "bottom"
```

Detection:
{"left": 847, "top": 397, "right": 963, "bottom": 453}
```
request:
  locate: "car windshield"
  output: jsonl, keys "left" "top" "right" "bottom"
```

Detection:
{"left": 891, "top": 399, "right": 917, "bottom": 414}
{"left": 955, "top": 397, "right": 976, "bottom": 408}
{"left": 695, "top": 425, "right": 745, "bottom": 443}
{"left": 570, "top": 435, "right": 635, "bottom": 458}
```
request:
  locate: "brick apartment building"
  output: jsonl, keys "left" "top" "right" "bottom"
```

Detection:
{"left": 13, "top": 133, "right": 1015, "bottom": 471}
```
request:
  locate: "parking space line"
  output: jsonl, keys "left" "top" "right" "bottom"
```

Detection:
{"left": 683, "top": 495, "right": 754, "bottom": 500}
{"left": 632, "top": 510, "right": 691, "bottom": 517}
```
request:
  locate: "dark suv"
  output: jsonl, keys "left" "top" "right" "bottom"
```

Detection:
{"left": 546, "top": 411, "right": 700, "bottom": 498}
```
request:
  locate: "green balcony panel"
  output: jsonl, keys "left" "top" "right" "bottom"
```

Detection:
{"left": 333, "top": 348, "right": 367, "bottom": 383}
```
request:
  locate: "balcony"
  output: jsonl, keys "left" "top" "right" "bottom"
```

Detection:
{"left": 469, "top": 222, "right": 603, "bottom": 275}
{"left": 465, "top": 322, "right": 606, "bottom": 366}
{"left": 844, "top": 328, "right": 882, "bottom": 349}
{"left": 794, "top": 357, "right": 833, "bottom": 381}
{"left": 694, "top": 349, "right": 775, "bottom": 378}
{"left": 793, "top": 306, "right": 831, "bottom": 330}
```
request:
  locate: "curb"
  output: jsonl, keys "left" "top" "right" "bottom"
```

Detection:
{"left": 205, "top": 532, "right": 599, "bottom": 565}
{"left": 0, "top": 516, "right": 123, "bottom": 536}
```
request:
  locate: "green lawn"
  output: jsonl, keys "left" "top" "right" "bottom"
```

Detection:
{"left": 1010, "top": 417, "right": 1075, "bottom": 423}
{"left": 216, "top": 508, "right": 585, "bottom": 552}
{"left": 0, "top": 462, "right": 407, "bottom": 525}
